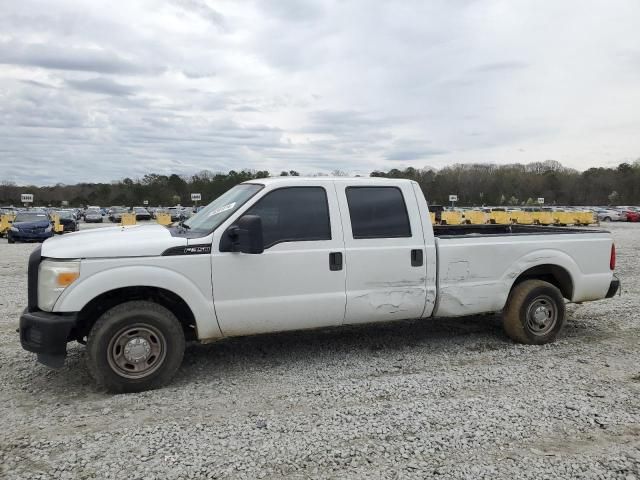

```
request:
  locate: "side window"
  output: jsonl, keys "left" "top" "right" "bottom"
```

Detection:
{"left": 244, "top": 187, "right": 331, "bottom": 248}
{"left": 346, "top": 187, "right": 412, "bottom": 239}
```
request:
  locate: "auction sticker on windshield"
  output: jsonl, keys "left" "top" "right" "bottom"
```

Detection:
{"left": 208, "top": 202, "right": 236, "bottom": 217}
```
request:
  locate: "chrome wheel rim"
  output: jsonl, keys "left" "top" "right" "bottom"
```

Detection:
{"left": 525, "top": 295, "right": 557, "bottom": 336}
{"left": 107, "top": 324, "right": 167, "bottom": 379}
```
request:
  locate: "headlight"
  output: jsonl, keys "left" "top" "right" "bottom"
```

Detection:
{"left": 38, "top": 260, "right": 80, "bottom": 311}
{"left": 10, "top": 226, "right": 18, "bottom": 232}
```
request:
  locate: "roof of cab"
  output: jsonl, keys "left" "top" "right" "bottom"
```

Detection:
{"left": 242, "top": 177, "right": 416, "bottom": 186}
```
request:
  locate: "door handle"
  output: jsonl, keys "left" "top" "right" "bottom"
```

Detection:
{"left": 329, "top": 252, "right": 343, "bottom": 271}
{"left": 411, "top": 249, "right": 423, "bottom": 267}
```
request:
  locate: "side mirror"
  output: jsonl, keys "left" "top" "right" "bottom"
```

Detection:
{"left": 226, "top": 215, "right": 263, "bottom": 254}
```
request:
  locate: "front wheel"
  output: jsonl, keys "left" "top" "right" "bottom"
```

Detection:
{"left": 502, "top": 280, "right": 566, "bottom": 345}
{"left": 86, "top": 301, "right": 185, "bottom": 393}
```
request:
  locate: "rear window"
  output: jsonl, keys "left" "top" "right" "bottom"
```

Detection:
{"left": 346, "top": 187, "right": 411, "bottom": 239}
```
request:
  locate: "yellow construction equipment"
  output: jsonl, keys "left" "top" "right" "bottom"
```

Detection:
{"left": 576, "top": 211, "right": 596, "bottom": 225}
{"left": 0, "top": 214, "right": 16, "bottom": 237}
{"left": 489, "top": 211, "right": 511, "bottom": 225}
{"left": 510, "top": 211, "right": 534, "bottom": 225}
{"left": 429, "top": 212, "right": 436, "bottom": 225}
{"left": 529, "top": 211, "right": 553, "bottom": 225}
{"left": 441, "top": 211, "right": 463, "bottom": 225}
{"left": 552, "top": 211, "right": 575, "bottom": 226}
{"left": 120, "top": 213, "right": 137, "bottom": 226}
{"left": 463, "top": 210, "right": 488, "bottom": 225}
{"left": 50, "top": 214, "right": 64, "bottom": 233}
{"left": 156, "top": 212, "right": 172, "bottom": 226}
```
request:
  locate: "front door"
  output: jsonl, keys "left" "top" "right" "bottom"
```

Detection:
{"left": 211, "top": 182, "right": 347, "bottom": 336}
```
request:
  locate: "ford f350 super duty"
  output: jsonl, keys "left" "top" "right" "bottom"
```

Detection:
{"left": 19, "top": 178, "right": 620, "bottom": 392}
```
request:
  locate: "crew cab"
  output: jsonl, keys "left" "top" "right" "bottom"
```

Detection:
{"left": 19, "top": 178, "right": 619, "bottom": 392}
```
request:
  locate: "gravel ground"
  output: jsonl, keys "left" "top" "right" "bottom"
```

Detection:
{"left": 0, "top": 222, "right": 638, "bottom": 479}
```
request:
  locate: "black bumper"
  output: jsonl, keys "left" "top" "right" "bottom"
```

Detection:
{"left": 606, "top": 277, "right": 620, "bottom": 298}
{"left": 19, "top": 309, "right": 77, "bottom": 368}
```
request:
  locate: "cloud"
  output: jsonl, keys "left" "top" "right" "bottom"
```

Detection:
{"left": 66, "top": 77, "right": 138, "bottom": 96}
{"left": 1, "top": 0, "right": 640, "bottom": 185}
{"left": 170, "top": 0, "right": 226, "bottom": 29}
{"left": 0, "top": 41, "right": 159, "bottom": 75}
{"left": 470, "top": 61, "right": 528, "bottom": 74}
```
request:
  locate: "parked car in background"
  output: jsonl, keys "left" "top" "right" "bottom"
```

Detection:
{"left": 57, "top": 210, "right": 79, "bottom": 232}
{"left": 595, "top": 209, "right": 625, "bottom": 222}
{"left": 152, "top": 208, "right": 168, "bottom": 219}
{"left": 1, "top": 207, "right": 17, "bottom": 216}
{"left": 108, "top": 207, "right": 128, "bottom": 223}
{"left": 167, "top": 206, "right": 187, "bottom": 222}
{"left": 133, "top": 207, "right": 152, "bottom": 221}
{"left": 7, "top": 212, "right": 53, "bottom": 243}
{"left": 84, "top": 208, "right": 104, "bottom": 223}
{"left": 615, "top": 207, "right": 640, "bottom": 222}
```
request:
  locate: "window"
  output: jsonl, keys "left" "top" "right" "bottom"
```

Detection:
{"left": 346, "top": 187, "right": 411, "bottom": 239}
{"left": 184, "top": 183, "right": 263, "bottom": 233}
{"left": 244, "top": 187, "right": 331, "bottom": 248}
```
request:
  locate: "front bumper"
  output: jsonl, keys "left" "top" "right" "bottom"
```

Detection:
{"left": 9, "top": 230, "right": 54, "bottom": 242}
{"left": 606, "top": 276, "right": 620, "bottom": 298}
{"left": 19, "top": 309, "right": 78, "bottom": 368}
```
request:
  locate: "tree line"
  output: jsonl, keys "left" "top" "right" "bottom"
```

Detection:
{"left": 1, "top": 160, "right": 639, "bottom": 207}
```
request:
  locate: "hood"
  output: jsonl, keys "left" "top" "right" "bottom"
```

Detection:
{"left": 14, "top": 220, "right": 51, "bottom": 229}
{"left": 41, "top": 224, "right": 188, "bottom": 259}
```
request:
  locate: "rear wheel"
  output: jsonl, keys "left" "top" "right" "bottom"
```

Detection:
{"left": 502, "top": 280, "right": 566, "bottom": 345}
{"left": 603, "top": 216, "right": 611, "bottom": 222}
{"left": 86, "top": 301, "right": 185, "bottom": 393}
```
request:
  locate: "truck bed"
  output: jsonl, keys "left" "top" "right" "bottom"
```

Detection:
{"left": 431, "top": 223, "right": 613, "bottom": 318}
{"left": 433, "top": 224, "right": 606, "bottom": 238}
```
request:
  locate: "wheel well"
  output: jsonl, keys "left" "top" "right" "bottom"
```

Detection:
{"left": 512, "top": 264, "right": 574, "bottom": 300}
{"left": 73, "top": 287, "right": 197, "bottom": 342}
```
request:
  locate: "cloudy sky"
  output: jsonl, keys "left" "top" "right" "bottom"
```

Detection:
{"left": 1, "top": 0, "right": 640, "bottom": 185}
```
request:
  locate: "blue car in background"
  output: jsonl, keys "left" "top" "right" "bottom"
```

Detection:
{"left": 7, "top": 212, "right": 54, "bottom": 244}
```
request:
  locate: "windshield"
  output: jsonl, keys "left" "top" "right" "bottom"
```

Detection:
{"left": 183, "top": 183, "right": 263, "bottom": 232}
{"left": 15, "top": 213, "right": 48, "bottom": 223}
{"left": 58, "top": 211, "right": 73, "bottom": 218}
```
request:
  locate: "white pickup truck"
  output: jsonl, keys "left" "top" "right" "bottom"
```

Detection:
{"left": 19, "top": 178, "right": 619, "bottom": 392}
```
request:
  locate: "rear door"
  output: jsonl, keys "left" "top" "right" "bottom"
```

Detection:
{"left": 211, "top": 181, "right": 347, "bottom": 336}
{"left": 335, "top": 182, "right": 428, "bottom": 324}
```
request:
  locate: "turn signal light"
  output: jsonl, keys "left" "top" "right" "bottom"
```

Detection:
{"left": 56, "top": 272, "right": 79, "bottom": 287}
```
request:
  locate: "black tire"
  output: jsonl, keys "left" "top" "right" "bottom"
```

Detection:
{"left": 502, "top": 279, "right": 566, "bottom": 345}
{"left": 86, "top": 301, "right": 185, "bottom": 393}
{"left": 603, "top": 217, "right": 611, "bottom": 222}
{"left": 7, "top": 236, "right": 15, "bottom": 244}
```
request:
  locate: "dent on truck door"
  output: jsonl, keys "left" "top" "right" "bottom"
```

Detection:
{"left": 338, "top": 184, "right": 428, "bottom": 324}
{"left": 210, "top": 183, "right": 347, "bottom": 336}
